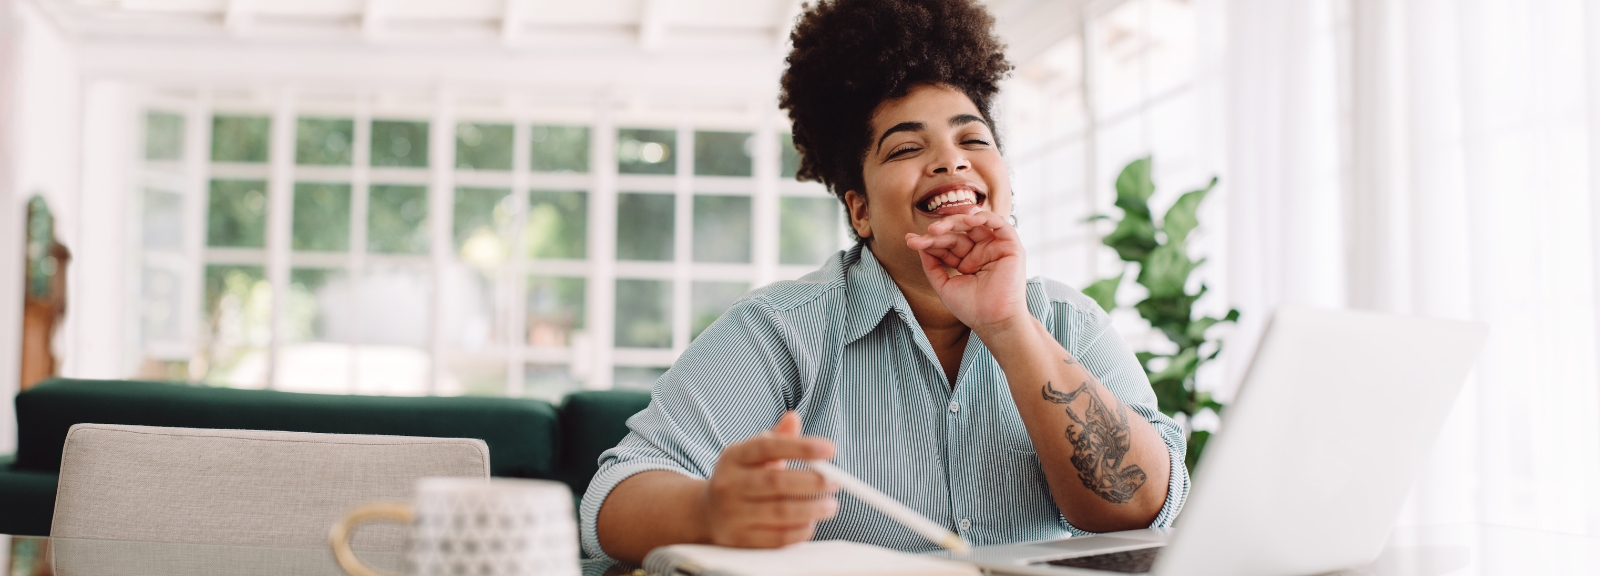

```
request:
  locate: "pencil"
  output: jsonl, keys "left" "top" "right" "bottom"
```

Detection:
{"left": 808, "top": 460, "right": 972, "bottom": 555}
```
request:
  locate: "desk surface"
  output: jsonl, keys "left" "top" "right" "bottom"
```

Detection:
{"left": 3, "top": 524, "right": 1595, "bottom": 575}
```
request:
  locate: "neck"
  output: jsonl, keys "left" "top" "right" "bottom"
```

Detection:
{"left": 867, "top": 242, "right": 971, "bottom": 348}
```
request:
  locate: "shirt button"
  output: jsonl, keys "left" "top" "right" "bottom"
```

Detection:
{"left": 948, "top": 401, "right": 960, "bottom": 413}
{"left": 958, "top": 518, "right": 972, "bottom": 531}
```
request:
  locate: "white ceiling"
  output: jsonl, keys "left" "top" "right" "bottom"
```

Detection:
{"left": 28, "top": 0, "right": 1086, "bottom": 106}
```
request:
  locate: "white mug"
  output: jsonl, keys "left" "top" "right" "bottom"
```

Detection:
{"left": 329, "top": 477, "right": 579, "bottom": 576}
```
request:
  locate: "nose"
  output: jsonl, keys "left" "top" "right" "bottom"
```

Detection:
{"left": 928, "top": 143, "right": 971, "bottom": 175}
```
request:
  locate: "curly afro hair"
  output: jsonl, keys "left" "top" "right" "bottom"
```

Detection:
{"left": 779, "top": 0, "right": 1012, "bottom": 213}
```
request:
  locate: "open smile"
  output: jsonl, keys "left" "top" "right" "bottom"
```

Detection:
{"left": 915, "top": 183, "right": 988, "bottom": 217}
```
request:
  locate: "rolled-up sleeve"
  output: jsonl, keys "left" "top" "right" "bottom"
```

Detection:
{"left": 1047, "top": 287, "right": 1190, "bottom": 535}
{"left": 578, "top": 297, "right": 803, "bottom": 561}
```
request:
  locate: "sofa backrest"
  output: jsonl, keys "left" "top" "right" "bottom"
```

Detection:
{"left": 555, "top": 389, "right": 654, "bottom": 496}
{"left": 14, "top": 379, "right": 559, "bottom": 480}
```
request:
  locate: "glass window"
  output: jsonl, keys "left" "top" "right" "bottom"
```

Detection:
{"left": 780, "top": 133, "right": 801, "bottom": 179}
{"left": 526, "top": 276, "right": 586, "bottom": 347}
{"left": 447, "top": 351, "right": 506, "bottom": 397}
{"left": 368, "top": 184, "right": 429, "bottom": 254}
{"left": 207, "top": 179, "right": 268, "bottom": 248}
{"left": 286, "top": 267, "right": 347, "bottom": 343}
{"left": 453, "top": 187, "right": 511, "bottom": 256}
{"left": 202, "top": 264, "right": 270, "bottom": 387}
{"left": 615, "top": 279, "right": 671, "bottom": 348}
{"left": 371, "top": 120, "right": 429, "bottom": 168}
{"left": 693, "top": 195, "right": 751, "bottom": 263}
{"left": 145, "top": 112, "right": 184, "bottom": 161}
{"left": 350, "top": 265, "right": 432, "bottom": 349}
{"left": 526, "top": 190, "right": 587, "bottom": 260}
{"left": 780, "top": 197, "right": 843, "bottom": 265}
{"left": 613, "top": 366, "right": 667, "bottom": 390}
{"left": 617, "top": 128, "right": 675, "bottom": 175}
{"left": 210, "top": 115, "right": 270, "bottom": 163}
{"left": 526, "top": 364, "right": 580, "bottom": 403}
{"left": 296, "top": 118, "right": 353, "bottom": 166}
{"left": 142, "top": 189, "right": 184, "bottom": 251}
{"left": 141, "top": 266, "right": 182, "bottom": 341}
{"left": 694, "top": 131, "right": 753, "bottom": 177}
{"left": 617, "top": 193, "right": 674, "bottom": 261}
{"left": 455, "top": 123, "right": 513, "bottom": 171}
{"left": 692, "top": 281, "right": 749, "bottom": 340}
{"left": 292, "top": 182, "right": 352, "bottom": 252}
{"left": 530, "top": 125, "right": 590, "bottom": 173}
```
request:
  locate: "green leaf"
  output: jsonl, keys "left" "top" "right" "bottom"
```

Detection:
{"left": 1103, "top": 215, "right": 1159, "bottom": 262}
{"left": 1161, "top": 177, "right": 1216, "bottom": 246}
{"left": 1151, "top": 375, "right": 1188, "bottom": 417}
{"left": 1135, "top": 243, "right": 1197, "bottom": 299}
{"left": 1148, "top": 347, "right": 1198, "bottom": 387}
{"left": 1113, "top": 157, "right": 1154, "bottom": 218}
{"left": 1186, "top": 430, "right": 1212, "bottom": 474}
{"left": 1082, "top": 273, "right": 1122, "bottom": 313}
{"left": 1184, "top": 307, "right": 1241, "bottom": 343}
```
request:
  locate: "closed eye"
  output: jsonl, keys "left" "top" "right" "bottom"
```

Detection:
{"left": 962, "top": 138, "right": 991, "bottom": 147}
{"left": 887, "top": 145, "right": 921, "bottom": 159}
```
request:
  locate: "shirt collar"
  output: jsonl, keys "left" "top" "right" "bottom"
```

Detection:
{"left": 840, "top": 243, "right": 916, "bottom": 346}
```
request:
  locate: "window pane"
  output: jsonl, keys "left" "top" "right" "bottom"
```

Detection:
{"left": 279, "top": 267, "right": 354, "bottom": 394}
{"left": 693, "top": 195, "right": 751, "bottom": 263}
{"left": 617, "top": 193, "right": 674, "bottom": 261}
{"left": 207, "top": 179, "right": 267, "bottom": 248}
{"left": 615, "top": 279, "right": 671, "bottom": 348}
{"left": 145, "top": 112, "right": 184, "bottom": 161}
{"left": 780, "top": 133, "right": 800, "bottom": 179}
{"left": 527, "top": 276, "right": 586, "bottom": 347}
{"left": 454, "top": 187, "right": 511, "bottom": 254}
{"left": 613, "top": 366, "right": 667, "bottom": 390}
{"left": 692, "top": 281, "right": 748, "bottom": 340}
{"left": 527, "top": 190, "right": 587, "bottom": 259}
{"left": 141, "top": 266, "right": 182, "bottom": 342}
{"left": 296, "top": 118, "right": 353, "bottom": 166}
{"left": 617, "top": 128, "right": 675, "bottom": 175}
{"left": 211, "top": 115, "right": 270, "bottom": 163}
{"left": 350, "top": 266, "right": 432, "bottom": 348}
{"left": 371, "top": 120, "right": 429, "bottom": 168}
{"left": 368, "top": 184, "right": 429, "bottom": 254}
{"left": 142, "top": 189, "right": 183, "bottom": 251}
{"left": 526, "top": 364, "right": 580, "bottom": 403}
{"left": 455, "top": 123, "right": 513, "bottom": 171}
{"left": 780, "top": 197, "right": 843, "bottom": 265}
{"left": 447, "top": 351, "right": 506, "bottom": 397}
{"left": 202, "top": 264, "right": 270, "bottom": 387}
{"left": 530, "top": 125, "right": 590, "bottom": 173}
{"left": 293, "top": 182, "right": 352, "bottom": 252}
{"left": 694, "top": 131, "right": 753, "bottom": 177}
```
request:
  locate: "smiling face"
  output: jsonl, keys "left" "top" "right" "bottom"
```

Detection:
{"left": 846, "top": 83, "right": 1012, "bottom": 285}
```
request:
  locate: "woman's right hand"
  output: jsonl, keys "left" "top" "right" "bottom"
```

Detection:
{"left": 700, "top": 411, "right": 841, "bottom": 548}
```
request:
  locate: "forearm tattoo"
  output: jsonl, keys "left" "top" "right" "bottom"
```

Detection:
{"left": 1042, "top": 373, "right": 1147, "bottom": 504}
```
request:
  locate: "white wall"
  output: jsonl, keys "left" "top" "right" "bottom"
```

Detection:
{"left": 1, "top": 0, "right": 81, "bottom": 453}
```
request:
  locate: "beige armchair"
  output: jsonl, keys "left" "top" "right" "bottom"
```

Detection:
{"left": 50, "top": 424, "right": 489, "bottom": 551}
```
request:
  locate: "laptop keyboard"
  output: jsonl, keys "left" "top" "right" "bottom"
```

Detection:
{"left": 1038, "top": 546, "right": 1163, "bottom": 574}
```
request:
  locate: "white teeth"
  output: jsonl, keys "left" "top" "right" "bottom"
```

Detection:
{"left": 923, "top": 189, "right": 979, "bottom": 211}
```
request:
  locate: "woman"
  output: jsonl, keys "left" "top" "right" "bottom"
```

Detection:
{"left": 582, "top": 0, "right": 1188, "bottom": 563}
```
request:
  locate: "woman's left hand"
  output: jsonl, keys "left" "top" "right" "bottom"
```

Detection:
{"left": 904, "top": 211, "right": 1030, "bottom": 335}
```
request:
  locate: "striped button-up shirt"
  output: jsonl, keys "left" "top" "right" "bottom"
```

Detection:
{"left": 580, "top": 244, "right": 1189, "bottom": 559}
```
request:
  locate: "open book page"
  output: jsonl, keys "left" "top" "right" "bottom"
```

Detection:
{"left": 641, "top": 540, "right": 980, "bottom": 576}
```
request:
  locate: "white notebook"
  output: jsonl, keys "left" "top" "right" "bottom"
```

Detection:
{"left": 640, "top": 540, "right": 979, "bottom": 576}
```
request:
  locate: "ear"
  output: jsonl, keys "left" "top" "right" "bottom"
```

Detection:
{"left": 844, "top": 189, "right": 872, "bottom": 240}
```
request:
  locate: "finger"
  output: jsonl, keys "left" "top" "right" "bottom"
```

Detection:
{"left": 727, "top": 435, "right": 836, "bottom": 465}
{"left": 744, "top": 496, "right": 840, "bottom": 525}
{"left": 771, "top": 411, "right": 801, "bottom": 438}
{"left": 918, "top": 250, "right": 951, "bottom": 291}
{"left": 733, "top": 522, "right": 818, "bottom": 549}
{"left": 741, "top": 468, "right": 839, "bottom": 497}
{"left": 907, "top": 231, "right": 976, "bottom": 255}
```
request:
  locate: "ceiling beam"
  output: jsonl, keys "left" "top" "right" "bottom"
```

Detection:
{"left": 501, "top": 0, "right": 526, "bottom": 45}
{"left": 773, "top": 0, "right": 802, "bottom": 50}
{"left": 638, "top": 0, "right": 669, "bottom": 51}
{"left": 223, "top": 0, "right": 252, "bottom": 36}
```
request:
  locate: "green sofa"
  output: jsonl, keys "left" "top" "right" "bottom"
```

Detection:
{"left": 0, "top": 378, "right": 652, "bottom": 537}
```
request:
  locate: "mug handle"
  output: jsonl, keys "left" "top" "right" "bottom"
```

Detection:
{"left": 329, "top": 502, "right": 414, "bottom": 576}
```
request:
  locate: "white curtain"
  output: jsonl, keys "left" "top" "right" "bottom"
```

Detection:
{"left": 1218, "top": 0, "right": 1600, "bottom": 540}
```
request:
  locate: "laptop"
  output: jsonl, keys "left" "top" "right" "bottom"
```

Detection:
{"left": 939, "top": 306, "right": 1487, "bottom": 576}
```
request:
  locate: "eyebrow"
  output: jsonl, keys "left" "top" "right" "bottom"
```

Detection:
{"left": 873, "top": 114, "right": 991, "bottom": 154}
